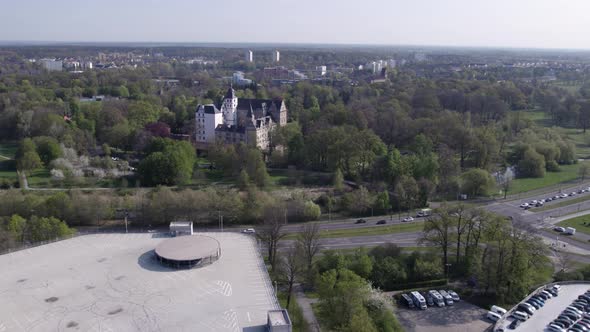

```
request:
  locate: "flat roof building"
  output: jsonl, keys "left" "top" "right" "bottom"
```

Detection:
{"left": 268, "top": 309, "right": 292, "bottom": 332}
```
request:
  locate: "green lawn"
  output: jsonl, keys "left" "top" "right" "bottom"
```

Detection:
{"left": 284, "top": 221, "right": 424, "bottom": 240}
{"left": 0, "top": 142, "right": 17, "bottom": 159}
{"left": 531, "top": 194, "right": 590, "bottom": 212}
{"left": 556, "top": 215, "right": 590, "bottom": 236}
{"left": 510, "top": 163, "right": 585, "bottom": 194}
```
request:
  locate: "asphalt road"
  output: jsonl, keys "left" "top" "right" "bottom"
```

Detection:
{"left": 279, "top": 232, "right": 423, "bottom": 251}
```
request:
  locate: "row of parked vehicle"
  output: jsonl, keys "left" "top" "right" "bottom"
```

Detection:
{"left": 519, "top": 187, "right": 590, "bottom": 209}
{"left": 399, "top": 289, "right": 460, "bottom": 310}
{"left": 503, "top": 284, "right": 561, "bottom": 330}
{"left": 547, "top": 288, "right": 590, "bottom": 332}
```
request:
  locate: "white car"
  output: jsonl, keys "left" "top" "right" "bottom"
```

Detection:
{"left": 554, "top": 227, "right": 565, "bottom": 233}
{"left": 560, "top": 193, "right": 568, "bottom": 198}
{"left": 241, "top": 228, "right": 256, "bottom": 234}
{"left": 519, "top": 203, "right": 529, "bottom": 208}
{"left": 403, "top": 216, "right": 414, "bottom": 222}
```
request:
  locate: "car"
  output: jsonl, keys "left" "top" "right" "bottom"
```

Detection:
{"left": 573, "top": 324, "right": 589, "bottom": 332}
{"left": 241, "top": 228, "right": 256, "bottom": 234}
{"left": 554, "top": 195, "right": 562, "bottom": 200}
{"left": 554, "top": 319, "right": 572, "bottom": 328}
{"left": 531, "top": 200, "right": 538, "bottom": 205}
{"left": 526, "top": 300, "right": 541, "bottom": 309}
{"left": 517, "top": 304, "right": 535, "bottom": 316}
{"left": 536, "top": 202, "right": 544, "bottom": 207}
{"left": 448, "top": 290, "right": 460, "bottom": 301}
{"left": 520, "top": 203, "right": 529, "bottom": 208}
{"left": 552, "top": 284, "right": 562, "bottom": 292}
{"left": 561, "top": 193, "right": 569, "bottom": 198}
{"left": 554, "top": 226, "right": 566, "bottom": 232}
{"left": 376, "top": 220, "right": 387, "bottom": 225}
{"left": 547, "top": 288, "right": 559, "bottom": 296}
{"left": 355, "top": 219, "right": 367, "bottom": 224}
{"left": 570, "top": 192, "right": 578, "bottom": 196}
{"left": 548, "top": 324, "right": 566, "bottom": 332}
{"left": 402, "top": 216, "right": 414, "bottom": 222}
{"left": 508, "top": 319, "right": 521, "bottom": 329}
{"left": 487, "top": 311, "right": 502, "bottom": 322}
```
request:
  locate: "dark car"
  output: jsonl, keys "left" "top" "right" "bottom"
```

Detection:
{"left": 526, "top": 300, "right": 541, "bottom": 309}
{"left": 355, "top": 219, "right": 367, "bottom": 224}
{"left": 517, "top": 305, "right": 534, "bottom": 316}
{"left": 376, "top": 220, "right": 387, "bottom": 225}
{"left": 554, "top": 319, "right": 572, "bottom": 328}
{"left": 508, "top": 319, "right": 521, "bottom": 330}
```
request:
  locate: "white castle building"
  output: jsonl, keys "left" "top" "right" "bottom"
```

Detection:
{"left": 196, "top": 87, "right": 287, "bottom": 150}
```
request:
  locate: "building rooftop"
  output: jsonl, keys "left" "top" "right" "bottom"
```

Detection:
{"left": 170, "top": 221, "right": 193, "bottom": 227}
{"left": 0, "top": 233, "right": 279, "bottom": 331}
{"left": 268, "top": 309, "right": 291, "bottom": 326}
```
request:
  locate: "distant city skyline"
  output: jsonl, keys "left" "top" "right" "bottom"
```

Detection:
{"left": 1, "top": 0, "right": 590, "bottom": 50}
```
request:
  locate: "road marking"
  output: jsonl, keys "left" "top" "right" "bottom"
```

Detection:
{"left": 247, "top": 312, "right": 251, "bottom": 322}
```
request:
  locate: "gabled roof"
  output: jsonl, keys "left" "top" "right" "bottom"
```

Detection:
{"left": 204, "top": 105, "right": 221, "bottom": 114}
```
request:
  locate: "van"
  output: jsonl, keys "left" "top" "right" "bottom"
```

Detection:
{"left": 401, "top": 293, "right": 415, "bottom": 308}
{"left": 439, "top": 290, "right": 454, "bottom": 306}
{"left": 566, "top": 227, "right": 576, "bottom": 235}
{"left": 512, "top": 311, "right": 529, "bottom": 321}
{"left": 487, "top": 311, "right": 502, "bottom": 322}
{"left": 491, "top": 305, "right": 507, "bottom": 315}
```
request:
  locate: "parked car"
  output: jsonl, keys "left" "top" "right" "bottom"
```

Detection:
{"left": 546, "top": 197, "right": 554, "bottom": 202}
{"left": 511, "top": 311, "right": 529, "bottom": 321}
{"left": 376, "top": 220, "right": 387, "bottom": 225}
{"left": 438, "top": 290, "right": 454, "bottom": 306}
{"left": 508, "top": 318, "right": 521, "bottom": 329}
{"left": 448, "top": 290, "right": 460, "bottom": 301}
{"left": 241, "top": 228, "right": 256, "bottom": 234}
{"left": 487, "top": 311, "right": 502, "bottom": 322}
{"left": 570, "top": 192, "right": 578, "bottom": 197}
{"left": 554, "top": 227, "right": 566, "bottom": 233}
{"left": 520, "top": 203, "right": 529, "bottom": 208}
{"left": 402, "top": 216, "right": 414, "bottom": 222}
{"left": 355, "top": 219, "right": 367, "bottom": 224}
{"left": 561, "top": 193, "right": 569, "bottom": 198}
{"left": 491, "top": 305, "right": 507, "bottom": 315}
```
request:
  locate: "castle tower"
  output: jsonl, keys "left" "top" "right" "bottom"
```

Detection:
{"left": 221, "top": 86, "right": 238, "bottom": 126}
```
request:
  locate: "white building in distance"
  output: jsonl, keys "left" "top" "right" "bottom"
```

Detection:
{"left": 232, "top": 72, "right": 253, "bottom": 86}
{"left": 245, "top": 50, "right": 253, "bottom": 63}
{"left": 272, "top": 50, "right": 280, "bottom": 62}
{"left": 40, "top": 59, "right": 63, "bottom": 71}
{"left": 195, "top": 104, "right": 223, "bottom": 143}
{"left": 316, "top": 66, "right": 327, "bottom": 76}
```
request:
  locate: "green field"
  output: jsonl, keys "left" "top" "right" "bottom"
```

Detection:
{"left": 510, "top": 163, "right": 585, "bottom": 194}
{"left": 0, "top": 142, "right": 17, "bottom": 159}
{"left": 284, "top": 221, "right": 424, "bottom": 240}
{"left": 556, "top": 214, "right": 590, "bottom": 236}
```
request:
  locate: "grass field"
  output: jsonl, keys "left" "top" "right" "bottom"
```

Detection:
{"left": 556, "top": 215, "right": 590, "bottom": 236}
{"left": 531, "top": 194, "right": 590, "bottom": 212}
{"left": 284, "top": 221, "right": 424, "bottom": 240}
{"left": 510, "top": 163, "right": 585, "bottom": 194}
{"left": 0, "top": 142, "right": 17, "bottom": 159}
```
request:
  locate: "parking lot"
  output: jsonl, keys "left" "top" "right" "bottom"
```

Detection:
{"left": 396, "top": 300, "right": 492, "bottom": 332}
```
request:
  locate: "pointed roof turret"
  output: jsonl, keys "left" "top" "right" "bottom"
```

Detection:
{"left": 224, "top": 85, "right": 236, "bottom": 100}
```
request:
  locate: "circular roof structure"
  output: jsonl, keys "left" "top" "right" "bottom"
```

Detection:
{"left": 155, "top": 235, "right": 220, "bottom": 268}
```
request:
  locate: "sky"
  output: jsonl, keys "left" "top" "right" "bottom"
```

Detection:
{"left": 0, "top": 0, "right": 589, "bottom": 49}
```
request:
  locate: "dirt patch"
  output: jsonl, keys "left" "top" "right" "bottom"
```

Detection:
{"left": 108, "top": 308, "right": 123, "bottom": 315}
{"left": 97, "top": 258, "right": 107, "bottom": 263}
{"left": 45, "top": 297, "right": 59, "bottom": 303}
{"left": 17, "top": 278, "right": 27, "bottom": 283}
{"left": 114, "top": 275, "right": 125, "bottom": 281}
{"left": 66, "top": 321, "right": 78, "bottom": 328}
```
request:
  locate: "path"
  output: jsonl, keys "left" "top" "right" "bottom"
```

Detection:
{"left": 293, "top": 284, "right": 320, "bottom": 332}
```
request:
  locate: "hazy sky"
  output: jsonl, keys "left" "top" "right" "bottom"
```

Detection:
{"left": 1, "top": 0, "right": 589, "bottom": 49}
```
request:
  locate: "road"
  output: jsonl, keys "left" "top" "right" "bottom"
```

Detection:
{"left": 279, "top": 232, "right": 423, "bottom": 251}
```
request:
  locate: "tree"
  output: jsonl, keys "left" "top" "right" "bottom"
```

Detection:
{"left": 16, "top": 143, "right": 42, "bottom": 175}
{"left": 257, "top": 202, "right": 287, "bottom": 270}
{"left": 460, "top": 168, "right": 495, "bottom": 197}
{"left": 579, "top": 163, "right": 590, "bottom": 182}
{"left": 276, "top": 247, "right": 304, "bottom": 308}
{"left": 333, "top": 168, "right": 344, "bottom": 192}
{"left": 33, "top": 136, "right": 62, "bottom": 166}
{"left": 138, "top": 138, "right": 196, "bottom": 186}
{"left": 296, "top": 223, "right": 322, "bottom": 275}
{"left": 421, "top": 207, "right": 453, "bottom": 275}
{"left": 517, "top": 148, "right": 546, "bottom": 178}
{"left": 237, "top": 169, "right": 251, "bottom": 190}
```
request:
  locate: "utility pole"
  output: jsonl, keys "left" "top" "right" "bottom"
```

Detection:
{"left": 124, "top": 211, "right": 128, "bottom": 234}
{"left": 221, "top": 215, "right": 224, "bottom": 232}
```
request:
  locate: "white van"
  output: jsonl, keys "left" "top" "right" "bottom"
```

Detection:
{"left": 566, "top": 227, "right": 576, "bottom": 235}
{"left": 512, "top": 311, "right": 529, "bottom": 321}
{"left": 487, "top": 311, "right": 502, "bottom": 322}
{"left": 491, "top": 305, "right": 507, "bottom": 315}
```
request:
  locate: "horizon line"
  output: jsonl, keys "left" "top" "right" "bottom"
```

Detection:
{"left": 0, "top": 40, "right": 589, "bottom": 52}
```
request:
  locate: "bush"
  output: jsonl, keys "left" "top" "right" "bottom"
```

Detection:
{"left": 386, "top": 278, "right": 448, "bottom": 291}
